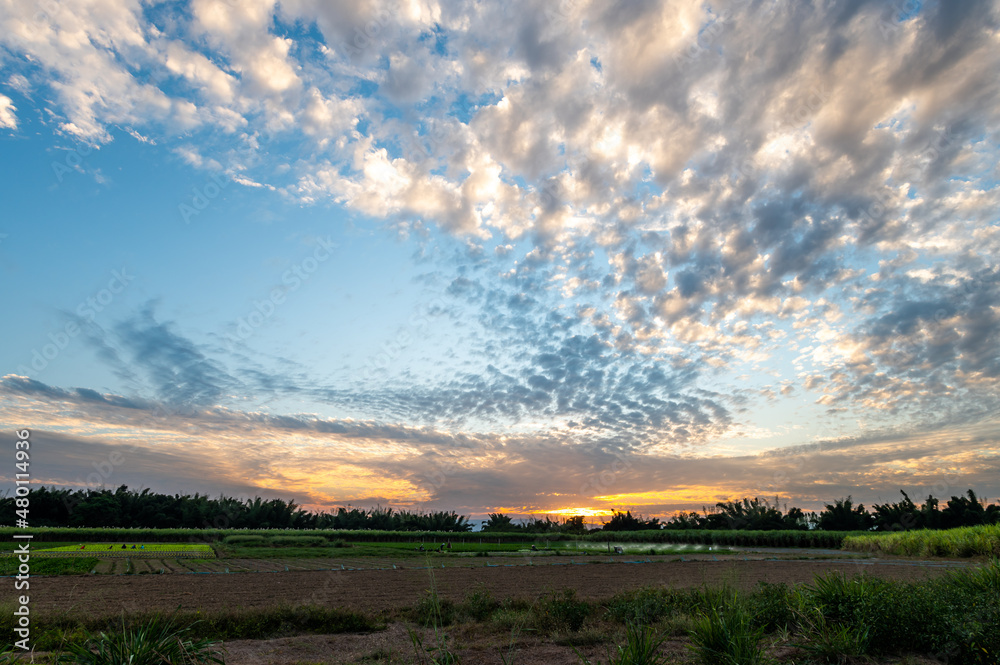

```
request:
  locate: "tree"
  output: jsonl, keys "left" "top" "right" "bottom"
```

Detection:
{"left": 481, "top": 513, "right": 515, "bottom": 532}
{"left": 713, "top": 497, "right": 785, "bottom": 531}
{"left": 941, "top": 489, "right": 986, "bottom": 529}
{"left": 818, "top": 496, "right": 874, "bottom": 531}
{"left": 561, "top": 515, "right": 588, "bottom": 533}
{"left": 601, "top": 510, "right": 661, "bottom": 531}
{"left": 872, "top": 490, "right": 921, "bottom": 531}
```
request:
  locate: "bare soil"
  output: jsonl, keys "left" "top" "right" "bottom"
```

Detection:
{"left": 14, "top": 557, "right": 956, "bottom": 617}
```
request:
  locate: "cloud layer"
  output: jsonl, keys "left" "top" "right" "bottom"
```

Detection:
{"left": 1, "top": 0, "right": 999, "bottom": 517}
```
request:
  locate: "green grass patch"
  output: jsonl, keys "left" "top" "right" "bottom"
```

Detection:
{"left": 10, "top": 543, "right": 216, "bottom": 560}
{"left": 0, "top": 557, "right": 98, "bottom": 576}
{"left": 0, "top": 605, "right": 380, "bottom": 652}
{"left": 842, "top": 524, "right": 1000, "bottom": 557}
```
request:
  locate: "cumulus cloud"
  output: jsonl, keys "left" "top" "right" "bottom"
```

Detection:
{"left": 2, "top": 0, "right": 999, "bottom": 515}
{"left": 2, "top": 374, "right": 997, "bottom": 517}
{"left": 0, "top": 94, "right": 16, "bottom": 129}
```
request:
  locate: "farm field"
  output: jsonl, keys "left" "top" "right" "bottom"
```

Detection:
{"left": 33, "top": 542, "right": 216, "bottom": 557}
{"left": 2, "top": 528, "right": 996, "bottom": 663}
{"left": 13, "top": 557, "right": 968, "bottom": 616}
{"left": 5, "top": 556, "right": 994, "bottom": 664}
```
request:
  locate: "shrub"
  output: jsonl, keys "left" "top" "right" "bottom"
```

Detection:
{"left": 54, "top": 616, "right": 224, "bottom": 665}
{"left": 688, "top": 596, "right": 768, "bottom": 665}
{"left": 745, "top": 582, "right": 793, "bottom": 633}
{"left": 268, "top": 536, "right": 327, "bottom": 547}
{"left": 221, "top": 535, "right": 266, "bottom": 546}
{"left": 800, "top": 571, "right": 969, "bottom": 656}
{"left": 790, "top": 607, "right": 871, "bottom": 663}
{"left": 461, "top": 586, "right": 498, "bottom": 622}
{"left": 536, "top": 589, "right": 591, "bottom": 632}
{"left": 946, "top": 557, "right": 1000, "bottom": 594}
{"left": 577, "top": 623, "right": 668, "bottom": 665}
{"left": 410, "top": 591, "right": 455, "bottom": 628}
{"left": 604, "top": 587, "right": 676, "bottom": 625}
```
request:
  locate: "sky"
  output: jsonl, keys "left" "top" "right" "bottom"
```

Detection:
{"left": 0, "top": 0, "right": 998, "bottom": 525}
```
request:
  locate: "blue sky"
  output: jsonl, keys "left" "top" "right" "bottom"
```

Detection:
{"left": 1, "top": 0, "right": 998, "bottom": 523}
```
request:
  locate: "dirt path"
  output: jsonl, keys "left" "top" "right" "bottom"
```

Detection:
{"left": 11, "top": 558, "right": 961, "bottom": 617}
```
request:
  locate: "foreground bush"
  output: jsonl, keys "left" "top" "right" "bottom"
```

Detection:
{"left": 536, "top": 589, "right": 592, "bottom": 632}
{"left": 688, "top": 595, "right": 768, "bottom": 665}
{"left": 54, "top": 616, "right": 224, "bottom": 665}
{"left": 793, "top": 562, "right": 1000, "bottom": 663}
{"left": 577, "top": 623, "right": 668, "bottom": 665}
{"left": 2, "top": 605, "right": 377, "bottom": 652}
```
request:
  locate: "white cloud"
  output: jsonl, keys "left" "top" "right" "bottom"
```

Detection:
{"left": 1, "top": 0, "right": 998, "bottom": 449}
{"left": 0, "top": 94, "right": 16, "bottom": 129}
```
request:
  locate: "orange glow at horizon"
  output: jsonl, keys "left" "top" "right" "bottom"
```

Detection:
{"left": 593, "top": 487, "right": 743, "bottom": 507}
{"left": 493, "top": 507, "right": 614, "bottom": 518}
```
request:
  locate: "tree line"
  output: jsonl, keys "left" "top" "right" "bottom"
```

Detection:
{"left": 485, "top": 490, "right": 999, "bottom": 532}
{"left": 1, "top": 486, "right": 473, "bottom": 531}
{"left": 2, "top": 485, "right": 996, "bottom": 532}
{"left": 612, "top": 490, "right": 999, "bottom": 532}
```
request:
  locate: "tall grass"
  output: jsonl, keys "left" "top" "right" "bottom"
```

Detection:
{"left": 0, "top": 605, "right": 377, "bottom": 652}
{"left": 842, "top": 524, "right": 1000, "bottom": 557}
{"left": 688, "top": 595, "right": 769, "bottom": 665}
{"left": 53, "top": 616, "right": 224, "bottom": 665}
{"left": 576, "top": 623, "right": 668, "bottom": 665}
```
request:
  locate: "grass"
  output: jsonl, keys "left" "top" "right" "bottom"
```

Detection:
{"left": 30, "top": 543, "right": 215, "bottom": 559}
{"left": 535, "top": 589, "right": 591, "bottom": 632}
{"left": 688, "top": 593, "right": 769, "bottom": 665}
{"left": 842, "top": 524, "right": 1000, "bottom": 557}
{"left": 789, "top": 607, "right": 871, "bottom": 663}
{"left": 53, "top": 615, "right": 224, "bottom": 665}
{"left": 0, "top": 605, "right": 379, "bottom": 652}
{"left": 4, "top": 559, "right": 999, "bottom": 664}
{"left": 576, "top": 623, "right": 669, "bottom": 665}
{"left": 0, "top": 526, "right": 859, "bottom": 550}
{"left": 406, "top": 567, "right": 460, "bottom": 665}
{"left": 0, "top": 557, "right": 98, "bottom": 575}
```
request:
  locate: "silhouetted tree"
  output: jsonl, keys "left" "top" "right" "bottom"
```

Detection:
{"left": 818, "top": 496, "right": 874, "bottom": 531}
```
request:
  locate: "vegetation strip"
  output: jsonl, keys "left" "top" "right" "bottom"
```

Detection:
{"left": 5, "top": 559, "right": 997, "bottom": 663}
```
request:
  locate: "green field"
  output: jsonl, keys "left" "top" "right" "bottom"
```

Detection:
{"left": 0, "top": 525, "right": 853, "bottom": 548}
{"left": 843, "top": 524, "right": 1000, "bottom": 557}
{"left": 18, "top": 542, "right": 216, "bottom": 558}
